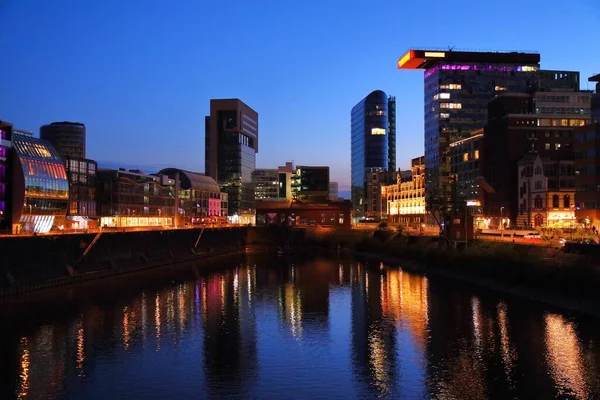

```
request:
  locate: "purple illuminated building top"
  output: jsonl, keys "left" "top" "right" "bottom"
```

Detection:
{"left": 425, "top": 64, "right": 529, "bottom": 78}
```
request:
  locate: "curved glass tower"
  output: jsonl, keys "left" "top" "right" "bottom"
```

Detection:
{"left": 351, "top": 90, "right": 396, "bottom": 218}
{"left": 12, "top": 133, "right": 69, "bottom": 233}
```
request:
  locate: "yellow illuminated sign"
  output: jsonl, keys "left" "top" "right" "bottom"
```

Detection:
{"left": 398, "top": 51, "right": 412, "bottom": 68}
{"left": 424, "top": 51, "right": 445, "bottom": 58}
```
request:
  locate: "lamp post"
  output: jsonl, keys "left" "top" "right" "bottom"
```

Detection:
{"left": 500, "top": 207, "right": 505, "bottom": 240}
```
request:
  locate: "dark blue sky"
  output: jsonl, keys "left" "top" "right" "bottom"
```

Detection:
{"left": 1, "top": 0, "right": 599, "bottom": 194}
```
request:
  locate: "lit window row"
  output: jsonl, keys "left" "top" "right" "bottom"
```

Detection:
{"left": 440, "top": 103, "right": 462, "bottom": 109}
{"left": 433, "top": 93, "right": 451, "bottom": 100}
{"left": 440, "top": 84, "right": 462, "bottom": 90}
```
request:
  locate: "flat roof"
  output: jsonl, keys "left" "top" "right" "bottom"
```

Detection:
{"left": 397, "top": 49, "right": 540, "bottom": 70}
{"left": 589, "top": 73, "right": 600, "bottom": 82}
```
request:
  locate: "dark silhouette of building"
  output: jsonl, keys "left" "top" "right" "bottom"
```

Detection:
{"left": 205, "top": 99, "right": 258, "bottom": 220}
{"left": 482, "top": 91, "right": 591, "bottom": 224}
{"left": 40, "top": 121, "right": 86, "bottom": 159}
{"left": 590, "top": 74, "right": 600, "bottom": 123}
{"left": 291, "top": 165, "right": 330, "bottom": 202}
{"left": 351, "top": 90, "right": 396, "bottom": 219}
{"left": 574, "top": 122, "right": 600, "bottom": 228}
{"left": 255, "top": 198, "right": 352, "bottom": 228}
{"left": 0, "top": 121, "right": 12, "bottom": 230}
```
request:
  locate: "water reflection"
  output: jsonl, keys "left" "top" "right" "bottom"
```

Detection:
{"left": 544, "top": 313, "right": 588, "bottom": 399}
{"left": 1, "top": 255, "right": 600, "bottom": 399}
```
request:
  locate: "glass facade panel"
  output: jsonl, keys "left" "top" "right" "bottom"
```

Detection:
{"left": 351, "top": 90, "right": 395, "bottom": 218}
{"left": 12, "top": 133, "right": 69, "bottom": 233}
{"left": 424, "top": 63, "right": 538, "bottom": 203}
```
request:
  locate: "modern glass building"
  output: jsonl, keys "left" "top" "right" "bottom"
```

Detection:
{"left": 40, "top": 121, "right": 86, "bottom": 159}
{"left": 205, "top": 99, "right": 258, "bottom": 223}
{"left": 351, "top": 90, "right": 396, "bottom": 218}
{"left": 11, "top": 132, "right": 69, "bottom": 233}
{"left": 398, "top": 49, "right": 541, "bottom": 208}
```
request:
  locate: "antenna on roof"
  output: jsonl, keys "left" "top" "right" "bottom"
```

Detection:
{"left": 448, "top": 46, "right": 455, "bottom": 51}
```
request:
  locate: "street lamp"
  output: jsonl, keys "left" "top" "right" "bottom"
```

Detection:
{"left": 500, "top": 207, "right": 505, "bottom": 240}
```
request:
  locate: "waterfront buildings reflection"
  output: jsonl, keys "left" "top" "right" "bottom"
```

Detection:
{"left": 2, "top": 256, "right": 600, "bottom": 399}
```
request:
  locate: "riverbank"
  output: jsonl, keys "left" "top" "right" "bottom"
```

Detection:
{"left": 0, "top": 227, "right": 251, "bottom": 297}
{"left": 305, "top": 229, "right": 600, "bottom": 318}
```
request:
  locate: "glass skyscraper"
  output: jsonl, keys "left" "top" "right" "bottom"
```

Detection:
{"left": 351, "top": 90, "right": 396, "bottom": 218}
{"left": 398, "top": 50, "right": 541, "bottom": 207}
{"left": 205, "top": 99, "right": 258, "bottom": 221}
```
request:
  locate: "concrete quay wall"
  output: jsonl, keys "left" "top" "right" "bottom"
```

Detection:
{"left": 0, "top": 227, "right": 250, "bottom": 297}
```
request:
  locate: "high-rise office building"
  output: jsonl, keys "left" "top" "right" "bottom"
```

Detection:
{"left": 351, "top": 90, "right": 396, "bottom": 219}
{"left": 397, "top": 49, "right": 541, "bottom": 207}
{"left": 40, "top": 121, "right": 86, "bottom": 159}
{"left": 205, "top": 99, "right": 258, "bottom": 220}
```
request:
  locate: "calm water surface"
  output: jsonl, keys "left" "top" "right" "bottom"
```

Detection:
{"left": 1, "top": 254, "right": 599, "bottom": 399}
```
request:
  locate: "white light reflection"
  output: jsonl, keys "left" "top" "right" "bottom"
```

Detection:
{"left": 338, "top": 263, "right": 343, "bottom": 285}
{"left": 76, "top": 318, "right": 85, "bottom": 376}
{"left": 471, "top": 297, "right": 482, "bottom": 353}
{"left": 544, "top": 313, "right": 588, "bottom": 399}
{"left": 122, "top": 306, "right": 130, "bottom": 350}
{"left": 497, "top": 301, "right": 517, "bottom": 382}
{"left": 233, "top": 269, "right": 239, "bottom": 304}
{"left": 17, "top": 337, "right": 30, "bottom": 400}
{"left": 155, "top": 293, "right": 162, "bottom": 349}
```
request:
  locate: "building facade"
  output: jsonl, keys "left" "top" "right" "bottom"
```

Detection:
{"left": 351, "top": 90, "right": 396, "bottom": 218}
{"left": 11, "top": 132, "right": 69, "bottom": 233}
{"left": 158, "top": 168, "right": 228, "bottom": 225}
{"left": 97, "top": 169, "right": 174, "bottom": 228}
{"left": 366, "top": 170, "right": 396, "bottom": 220}
{"left": 329, "top": 181, "right": 339, "bottom": 201}
{"left": 205, "top": 99, "right": 258, "bottom": 222}
{"left": 0, "top": 121, "right": 12, "bottom": 231}
{"left": 383, "top": 156, "right": 426, "bottom": 226}
{"left": 252, "top": 169, "right": 279, "bottom": 200}
{"left": 449, "top": 128, "right": 484, "bottom": 216}
{"left": 40, "top": 121, "right": 86, "bottom": 159}
{"left": 291, "top": 166, "right": 330, "bottom": 202}
{"left": 255, "top": 199, "right": 352, "bottom": 228}
{"left": 517, "top": 153, "right": 575, "bottom": 228}
{"left": 64, "top": 156, "right": 97, "bottom": 229}
{"left": 483, "top": 91, "right": 591, "bottom": 225}
{"left": 574, "top": 122, "right": 600, "bottom": 228}
{"left": 398, "top": 49, "right": 541, "bottom": 208}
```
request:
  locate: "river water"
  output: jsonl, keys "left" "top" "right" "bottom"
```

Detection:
{"left": 1, "top": 254, "right": 599, "bottom": 400}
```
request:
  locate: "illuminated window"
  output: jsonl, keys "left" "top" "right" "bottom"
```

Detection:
{"left": 440, "top": 84, "right": 462, "bottom": 90}
{"left": 371, "top": 128, "right": 386, "bottom": 135}
{"left": 474, "top": 150, "right": 479, "bottom": 159}
{"left": 494, "top": 86, "right": 507, "bottom": 91}
{"left": 440, "top": 113, "right": 450, "bottom": 119}
{"left": 439, "top": 93, "right": 450, "bottom": 99}
{"left": 555, "top": 143, "right": 561, "bottom": 150}
{"left": 545, "top": 143, "right": 550, "bottom": 150}
{"left": 440, "top": 103, "right": 462, "bottom": 109}
{"left": 463, "top": 153, "right": 469, "bottom": 162}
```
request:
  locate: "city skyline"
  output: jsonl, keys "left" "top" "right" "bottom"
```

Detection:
{"left": 1, "top": 0, "right": 599, "bottom": 197}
